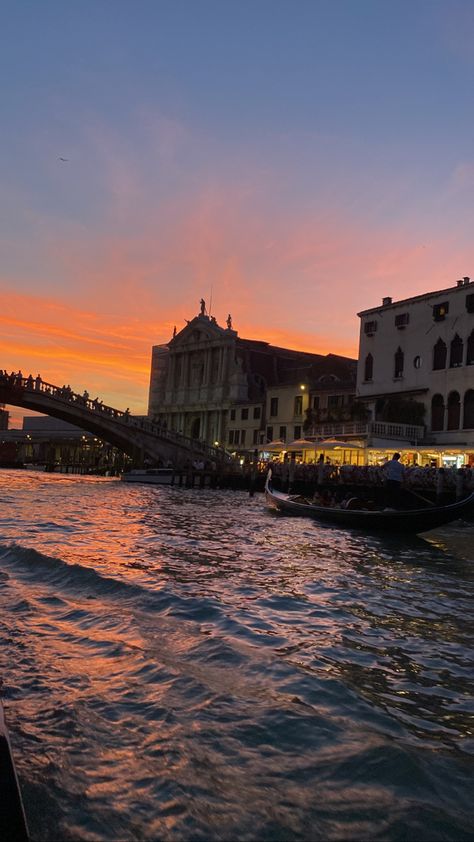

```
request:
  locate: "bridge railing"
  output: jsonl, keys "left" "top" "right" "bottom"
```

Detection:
{"left": 1, "top": 372, "right": 232, "bottom": 462}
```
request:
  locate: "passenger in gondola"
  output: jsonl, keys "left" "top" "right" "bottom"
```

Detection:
{"left": 312, "top": 490, "right": 325, "bottom": 505}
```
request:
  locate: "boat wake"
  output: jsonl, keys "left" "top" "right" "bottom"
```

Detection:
{"left": 0, "top": 542, "right": 161, "bottom": 607}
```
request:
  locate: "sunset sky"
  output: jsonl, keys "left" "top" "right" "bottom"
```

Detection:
{"left": 2, "top": 0, "right": 474, "bottom": 425}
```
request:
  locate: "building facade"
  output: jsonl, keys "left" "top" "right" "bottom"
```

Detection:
{"left": 148, "top": 306, "right": 357, "bottom": 453}
{"left": 357, "top": 277, "right": 474, "bottom": 455}
{"left": 0, "top": 416, "right": 126, "bottom": 472}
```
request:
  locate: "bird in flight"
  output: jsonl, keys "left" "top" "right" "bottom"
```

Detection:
{"left": 58, "top": 157, "right": 69, "bottom": 162}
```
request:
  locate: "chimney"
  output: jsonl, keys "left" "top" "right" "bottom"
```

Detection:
{"left": 464, "top": 276, "right": 471, "bottom": 285}
{"left": 457, "top": 279, "right": 464, "bottom": 287}
{"left": 382, "top": 296, "right": 392, "bottom": 306}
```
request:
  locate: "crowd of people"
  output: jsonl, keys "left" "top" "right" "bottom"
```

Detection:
{"left": 3, "top": 372, "right": 473, "bottom": 487}
{"left": 268, "top": 456, "right": 474, "bottom": 492}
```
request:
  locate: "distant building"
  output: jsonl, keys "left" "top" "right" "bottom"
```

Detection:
{"left": 22, "top": 416, "right": 83, "bottom": 433}
{"left": 357, "top": 276, "right": 474, "bottom": 461}
{"left": 0, "top": 415, "right": 125, "bottom": 473}
{"left": 148, "top": 305, "right": 357, "bottom": 452}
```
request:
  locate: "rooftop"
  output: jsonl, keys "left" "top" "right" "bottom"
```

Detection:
{"left": 358, "top": 277, "right": 473, "bottom": 317}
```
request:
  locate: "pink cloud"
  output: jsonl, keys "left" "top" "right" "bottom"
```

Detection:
{"left": 2, "top": 111, "right": 473, "bottom": 422}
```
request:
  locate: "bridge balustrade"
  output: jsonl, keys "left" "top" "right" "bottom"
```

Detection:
{"left": 0, "top": 372, "right": 231, "bottom": 463}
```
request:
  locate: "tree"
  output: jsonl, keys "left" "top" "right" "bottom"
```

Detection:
{"left": 379, "top": 398, "right": 425, "bottom": 425}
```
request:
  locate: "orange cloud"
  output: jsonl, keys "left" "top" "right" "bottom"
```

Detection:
{"left": 0, "top": 288, "right": 174, "bottom": 413}
{"left": 2, "top": 116, "right": 473, "bottom": 431}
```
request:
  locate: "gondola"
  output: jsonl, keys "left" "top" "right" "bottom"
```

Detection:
{"left": 0, "top": 701, "right": 29, "bottom": 841}
{"left": 264, "top": 471, "right": 474, "bottom": 533}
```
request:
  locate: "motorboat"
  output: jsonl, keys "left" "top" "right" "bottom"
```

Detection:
{"left": 120, "top": 468, "right": 175, "bottom": 485}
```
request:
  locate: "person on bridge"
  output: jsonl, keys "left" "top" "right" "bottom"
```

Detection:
{"left": 35, "top": 374, "right": 42, "bottom": 390}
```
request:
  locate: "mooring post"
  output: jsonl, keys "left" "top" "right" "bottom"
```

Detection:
{"left": 288, "top": 453, "right": 296, "bottom": 493}
{"left": 436, "top": 467, "right": 445, "bottom": 503}
{"left": 455, "top": 468, "right": 465, "bottom": 501}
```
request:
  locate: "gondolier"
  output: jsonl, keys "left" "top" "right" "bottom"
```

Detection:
{"left": 383, "top": 453, "right": 405, "bottom": 509}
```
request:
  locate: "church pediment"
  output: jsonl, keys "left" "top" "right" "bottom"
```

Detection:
{"left": 172, "top": 315, "right": 231, "bottom": 348}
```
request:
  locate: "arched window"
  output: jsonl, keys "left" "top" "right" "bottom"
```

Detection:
{"left": 467, "top": 330, "right": 474, "bottom": 365}
{"left": 364, "top": 353, "right": 373, "bottom": 381}
{"left": 431, "top": 394, "right": 444, "bottom": 431}
{"left": 394, "top": 347, "right": 404, "bottom": 378}
{"left": 447, "top": 391, "right": 461, "bottom": 430}
{"left": 433, "top": 338, "right": 447, "bottom": 370}
{"left": 463, "top": 390, "right": 474, "bottom": 429}
{"left": 449, "top": 334, "right": 464, "bottom": 367}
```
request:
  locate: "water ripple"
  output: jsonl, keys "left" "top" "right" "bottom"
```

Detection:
{"left": 0, "top": 469, "right": 472, "bottom": 841}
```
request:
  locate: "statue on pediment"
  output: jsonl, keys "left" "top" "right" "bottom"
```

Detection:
{"left": 200, "top": 298, "right": 206, "bottom": 316}
{"left": 226, "top": 313, "right": 232, "bottom": 330}
{"left": 172, "top": 325, "right": 177, "bottom": 338}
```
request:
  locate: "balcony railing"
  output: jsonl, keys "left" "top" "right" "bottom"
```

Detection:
{"left": 307, "top": 421, "right": 425, "bottom": 442}
{"left": 369, "top": 421, "right": 425, "bottom": 441}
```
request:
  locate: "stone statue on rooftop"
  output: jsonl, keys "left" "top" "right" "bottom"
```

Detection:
{"left": 200, "top": 298, "right": 206, "bottom": 316}
{"left": 172, "top": 325, "right": 177, "bottom": 338}
{"left": 226, "top": 313, "right": 232, "bottom": 330}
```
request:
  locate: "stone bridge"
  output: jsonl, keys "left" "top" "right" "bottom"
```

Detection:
{"left": 0, "top": 373, "right": 231, "bottom": 467}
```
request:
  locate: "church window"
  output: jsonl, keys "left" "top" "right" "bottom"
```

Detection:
{"left": 449, "top": 334, "right": 463, "bottom": 367}
{"left": 431, "top": 394, "right": 444, "bottom": 431}
{"left": 364, "top": 353, "right": 373, "bottom": 381}
{"left": 433, "top": 338, "right": 447, "bottom": 370}
{"left": 433, "top": 302, "right": 449, "bottom": 321}
{"left": 447, "top": 391, "right": 461, "bottom": 430}
{"left": 394, "top": 347, "right": 404, "bottom": 378}
{"left": 463, "top": 390, "right": 474, "bottom": 429}
{"left": 466, "top": 330, "right": 474, "bottom": 365}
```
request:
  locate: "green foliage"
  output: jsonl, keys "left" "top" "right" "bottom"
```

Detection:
{"left": 379, "top": 398, "right": 425, "bottom": 425}
{"left": 350, "top": 401, "right": 370, "bottom": 422}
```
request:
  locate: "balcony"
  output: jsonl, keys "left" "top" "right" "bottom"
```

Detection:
{"left": 307, "top": 420, "right": 425, "bottom": 443}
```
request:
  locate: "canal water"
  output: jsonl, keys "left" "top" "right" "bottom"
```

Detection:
{"left": 0, "top": 470, "right": 472, "bottom": 841}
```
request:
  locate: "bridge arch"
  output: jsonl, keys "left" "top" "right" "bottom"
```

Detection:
{"left": 0, "top": 374, "right": 229, "bottom": 467}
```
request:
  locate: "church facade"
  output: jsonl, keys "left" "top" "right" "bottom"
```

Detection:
{"left": 148, "top": 304, "right": 357, "bottom": 451}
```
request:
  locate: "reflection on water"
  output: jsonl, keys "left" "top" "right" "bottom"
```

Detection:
{"left": 0, "top": 470, "right": 473, "bottom": 841}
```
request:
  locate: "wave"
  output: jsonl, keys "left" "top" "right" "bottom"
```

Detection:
{"left": 0, "top": 542, "right": 164, "bottom": 608}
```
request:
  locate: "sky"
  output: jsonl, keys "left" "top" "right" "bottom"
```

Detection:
{"left": 2, "top": 0, "right": 474, "bottom": 425}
